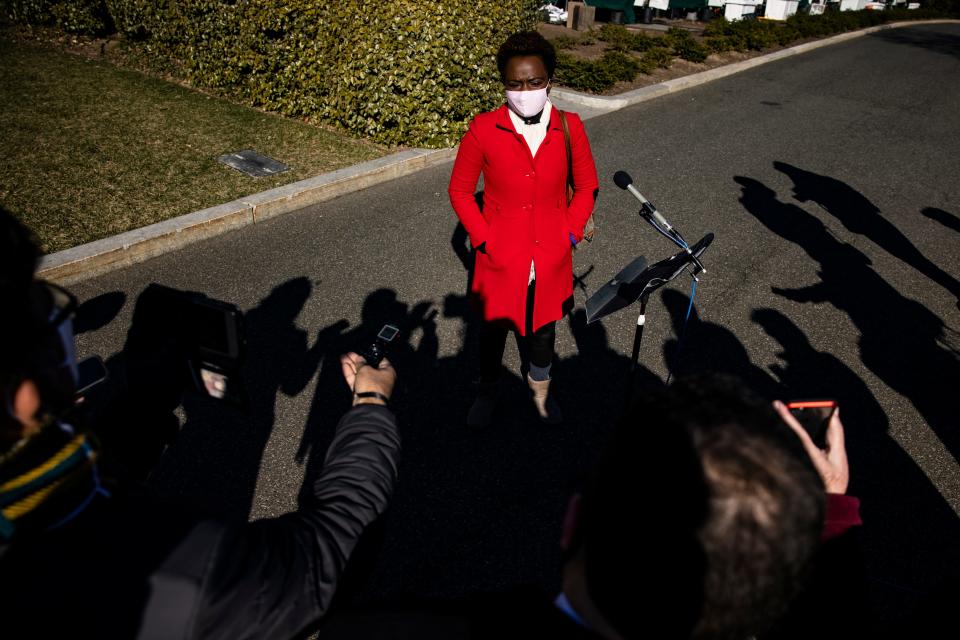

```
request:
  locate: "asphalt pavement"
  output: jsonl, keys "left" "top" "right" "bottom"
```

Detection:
{"left": 70, "top": 23, "right": 960, "bottom": 626}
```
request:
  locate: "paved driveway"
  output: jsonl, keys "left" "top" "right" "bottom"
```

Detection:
{"left": 71, "top": 23, "right": 960, "bottom": 624}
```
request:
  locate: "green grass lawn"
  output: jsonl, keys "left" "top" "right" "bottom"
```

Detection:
{"left": 0, "top": 35, "right": 388, "bottom": 253}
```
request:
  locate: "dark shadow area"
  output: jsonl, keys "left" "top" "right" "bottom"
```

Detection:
{"left": 736, "top": 174, "right": 960, "bottom": 458}
{"left": 296, "top": 289, "right": 439, "bottom": 472}
{"left": 286, "top": 288, "right": 440, "bottom": 610}
{"left": 146, "top": 277, "right": 328, "bottom": 520}
{"left": 449, "top": 192, "right": 486, "bottom": 275}
{"left": 774, "top": 161, "right": 960, "bottom": 308}
{"left": 870, "top": 26, "right": 960, "bottom": 60}
{"left": 735, "top": 175, "right": 960, "bottom": 623}
{"left": 82, "top": 204, "right": 955, "bottom": 631}
{"left": 921, "top": 206, "right": 960, "bottom": 234}
{"left": 450, "top": 221, "right": 473, "bottom": 273}
{"left": 752, "top": 308, "right": 960, "bottom": 630}
{"left": 662, "top": 288, "right": 783, "bottom": 399}
{"left": 294, "top": 283, "right": 665, "bottom": 611}
{"left": 572, "top": 264, "right": 594, "bottom": 294}
{"left": 450, "top": 195, "right": 484, "bottom": 294}
{"left": 316, "top": 371, "right": 709, "bottom": 640}
{"left": 74, "top": 290, "right": 126, "bottom": 334}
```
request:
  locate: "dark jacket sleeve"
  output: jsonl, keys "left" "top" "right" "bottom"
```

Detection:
{"left": 191, "top": 404, "right": 401, "bottom": 639}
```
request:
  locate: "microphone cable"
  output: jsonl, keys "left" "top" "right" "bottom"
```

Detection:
{"left": 666, "top": 278, "right": 697, "bottom": 386}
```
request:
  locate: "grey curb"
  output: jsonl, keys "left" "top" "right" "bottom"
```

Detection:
{"left": 39, "top": 147, "right": 456, "bottom": 284}
{"left": 552, "top": 19, "right": 960, "bottom": 116}
{"left": 38, "top": 19, "right": 957, "bottom": 284}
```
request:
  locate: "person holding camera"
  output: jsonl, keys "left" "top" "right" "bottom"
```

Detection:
{"left": 449, "top": 31, "right": 599, "bottom": 427}
{"left": 0, "top": 208, "right": 401, "bottom": 638}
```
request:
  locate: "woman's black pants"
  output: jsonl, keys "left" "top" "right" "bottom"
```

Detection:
{"left": 478, "top": 282, "right": 557, "bottom": 383}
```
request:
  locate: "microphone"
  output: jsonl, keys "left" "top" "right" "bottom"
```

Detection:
{"left": 613, "top": 171, "right": 672, "bottom": 231}
{"left": 613, "top": 171, "right": 706, "bottom": 274}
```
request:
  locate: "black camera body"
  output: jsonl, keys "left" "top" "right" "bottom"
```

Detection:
{"left": 129, "top": 284, "right": 247, "bottom": 406}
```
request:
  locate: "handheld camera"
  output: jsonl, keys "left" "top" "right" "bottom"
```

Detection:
{"left": 129, "top": 284, "right": 247, "bottom": 407}
{"left": 359, "top": 324, "right": 400, "bottom": 368}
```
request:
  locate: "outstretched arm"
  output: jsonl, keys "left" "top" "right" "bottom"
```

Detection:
{"left": 193, "top": 356, "right": 401, "bottom": 638}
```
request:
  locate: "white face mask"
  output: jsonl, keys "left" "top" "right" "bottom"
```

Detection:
{"left": 506, "top": 88, "right": 549, "bottom": 119}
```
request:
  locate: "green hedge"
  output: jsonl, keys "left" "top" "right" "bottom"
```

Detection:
{"left": 3, "top": 0, "right": 113, "bottom": 34}
{"left": 556, "top": 9, "right": 957, "bottom": 93}
{"left": 556, "top": 50, "right": 641, "bottom": 93}
{"left": 598, "top": 22, "right": 637, "bottom": 50}
{"left": 4, "top": 0, "right": 540, "bottom": 147}
{"left": 664, "top": 27, "right": 710, "bottom": 63}
{"left": 7, "top": 3, "right": 957, "bottom": 138}
{"left": 702, "top": 8, "right": 952, "bottom": 52}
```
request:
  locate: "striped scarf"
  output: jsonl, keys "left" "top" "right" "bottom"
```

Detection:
{"left": 0, "top": 420, "right": 105, "bottom": 540}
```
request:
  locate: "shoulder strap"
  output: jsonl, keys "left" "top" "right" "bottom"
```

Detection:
{"left": 559, "top": 109, "right": 573, "bottom": 191}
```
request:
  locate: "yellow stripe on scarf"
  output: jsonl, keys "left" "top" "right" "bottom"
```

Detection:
{"left": 0, "top": 434, "right": 87, "bottom": 492}
{"left": 2, "top": 474, "right": 72, "bottom": 519}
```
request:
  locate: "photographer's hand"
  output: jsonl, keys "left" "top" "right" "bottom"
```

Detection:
{"left": 774, "top": 400, "right": 850, "bottom": 494}
{"left": 341, "top": 352, "right": 396, "bottom": 407}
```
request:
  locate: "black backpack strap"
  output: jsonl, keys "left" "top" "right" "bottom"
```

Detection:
{"left": 136, "top": 520, "right": 223, "bottom": 640}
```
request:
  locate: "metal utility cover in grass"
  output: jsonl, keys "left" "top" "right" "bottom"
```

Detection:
{"left": 217, "top": 150, "right": 290, "bottom": 177}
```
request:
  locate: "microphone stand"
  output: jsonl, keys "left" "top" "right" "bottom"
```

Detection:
{"left": 637, "top": 198, "right": 707, "bottom": 278}
{"left": 585, "top": 185, "right": 713, "bottom": 403}
{"left": 629, "top": 296, "right": 649, "bottom": 381}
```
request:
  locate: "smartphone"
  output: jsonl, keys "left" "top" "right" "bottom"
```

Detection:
{"left": 786, "top": 399, "right": 837, "bottom": 448}
{"left": 76, "top": 355, "right": 108, "bottom": 397}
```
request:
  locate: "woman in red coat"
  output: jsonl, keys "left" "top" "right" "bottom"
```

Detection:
{"left": 448, "top": 31, "right": 599, "bottom": 427}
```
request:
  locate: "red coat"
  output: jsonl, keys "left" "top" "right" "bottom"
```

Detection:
{"left": 448, "top": 104, "right": 599, "bottom": 335}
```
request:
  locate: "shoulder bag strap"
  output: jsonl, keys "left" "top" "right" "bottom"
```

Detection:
{"left": 559, "top": 109, "right": 595, "bottom": 243}
{"left": 559, "top": 109, "right": 574, "bottom": 200}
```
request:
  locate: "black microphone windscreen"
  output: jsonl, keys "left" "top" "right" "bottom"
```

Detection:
{"left": 613, "top": 171, "right": 633, "bottom": 190}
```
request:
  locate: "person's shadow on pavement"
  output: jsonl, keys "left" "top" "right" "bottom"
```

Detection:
{"left": 735, "top": 175, "right": 960, "bottom": 623}
{"left": 774, "top": 161, "right": 960, "bottom": 309}
{"left": 921, "top": 206, "right": 960, "bottom": 235}
{"left": 735, "top": 175, "right": 960, "bottom": 461}
{"left": 661, "top": 288, "right": 782, "bottom": 399}
{"left": 752, "top": 307, "right": 960, "bottom": 619}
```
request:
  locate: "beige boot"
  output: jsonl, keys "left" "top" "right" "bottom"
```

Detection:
{"left": 527, "top": 375, "right": 563, "bottom": 424}
{"left": 467, "top": 382, "right": 500, "bottom": 428}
